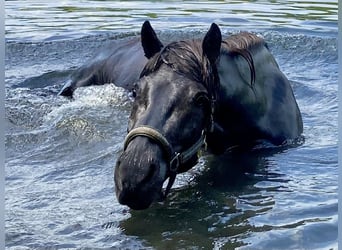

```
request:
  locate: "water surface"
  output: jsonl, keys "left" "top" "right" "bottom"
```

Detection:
{"left": 5, "top": 1, "right": 338, "bottom": 249}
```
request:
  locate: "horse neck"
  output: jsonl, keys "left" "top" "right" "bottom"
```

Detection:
{"left": 217, "top": 54, "right": 258, "bottom": 106}
{"left": 217, "top": 44, "right": 278, "bottom": 107}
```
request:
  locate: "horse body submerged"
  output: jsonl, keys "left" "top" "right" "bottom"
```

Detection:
{"left": 59, "top": 37, "right": 147, "bottom": 97}
{"left": 209, "top": 32, "right": 303, "bottom": 152}
{"left": 60, "top": 21, "right": 303, "bottom": 210}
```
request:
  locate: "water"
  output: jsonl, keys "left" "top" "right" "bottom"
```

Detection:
{"left": 5, "top": 0, "right": 337, "bottom": 41}
{"left": 5, "top": 1, "right": 338, "bottom": 249}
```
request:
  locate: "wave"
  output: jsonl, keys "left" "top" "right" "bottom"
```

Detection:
{"left": 5, "top": 30, "right": 338, "bottom": 250}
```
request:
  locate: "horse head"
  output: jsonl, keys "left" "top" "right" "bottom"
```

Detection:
{"left": 114, "top": 21, "right": 222, "bottom": 210}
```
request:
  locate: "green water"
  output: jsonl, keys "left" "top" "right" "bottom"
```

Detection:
{"left": 5, "top": 0, "right": 337, "bottom": 41}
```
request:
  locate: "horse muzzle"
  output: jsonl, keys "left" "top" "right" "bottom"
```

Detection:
{"left": 116, "top": 182, "right": 164, "bottom": 210}
{"left": 114, "top": 135, "right": 168, "bottom": 210}
{"left": 114, "top": 125, "right": 206, "bottom": 209}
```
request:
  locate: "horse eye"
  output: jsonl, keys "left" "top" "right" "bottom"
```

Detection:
{"left": 194, "top": 93, "right": 210, "bottom": 107}
{"left": 131, "top": 89, "right": 137, "bottom": 98}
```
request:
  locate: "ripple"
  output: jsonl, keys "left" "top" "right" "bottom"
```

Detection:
{"left": 5, "top": 0, "right": 337, "bottom": 42}
{"left": 5, "top": 12, "right": 338, "bottom": 250}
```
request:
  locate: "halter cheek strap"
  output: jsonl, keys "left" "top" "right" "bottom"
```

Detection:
{"left": 123, "top": 125, "right": 206, "bottom": 198}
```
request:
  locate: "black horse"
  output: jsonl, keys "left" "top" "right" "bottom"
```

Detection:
{"left": 59, "top": 37, "right": 147, "bottom": 97}
{"left": 112, "top": 21, "right": 303, "bottom": 210}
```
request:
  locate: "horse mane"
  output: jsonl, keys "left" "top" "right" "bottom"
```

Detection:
{"left": 222, "top": 32, "right": 265, "bottom": 51}
{"left": 222, "top": 32, "right": 266, "bottom": 87}
{"left": 140, "top": 39, "right": 219, "bottom": 99}
{"left": 140, "top": 32, "right": 265, "bottom": 95}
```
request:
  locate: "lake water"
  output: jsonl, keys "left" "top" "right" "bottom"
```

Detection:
{"left": 5, "top": 0, "right": 338, "bottom": 249}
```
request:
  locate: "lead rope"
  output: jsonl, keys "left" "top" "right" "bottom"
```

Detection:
{"left": 163, "top": 171, "right": 177, "bottom": 198}
{"left": 163, "top": 97, "right": 215, "bottom": 198}
{"left": 163, "top": 152, "right": 181, "bottom": 198}
{"left": 163, "top": 131, "right": 207, "bottom": 198}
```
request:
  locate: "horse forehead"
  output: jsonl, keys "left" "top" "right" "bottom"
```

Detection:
{"left": 157, "top": 81, "right": 203, "bottom": 101}
{"left": 143, "top": 70, "right": 204, "bottom": 95}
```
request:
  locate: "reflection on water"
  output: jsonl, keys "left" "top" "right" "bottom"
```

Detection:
{"left": 5, "top": 0, "right": 337, "bottom": 41}
{"left": 120, "top": 148, "right": 285, "bottom": 249}
{"left": 119, "top": 144, "right": 337, "bottom": 249}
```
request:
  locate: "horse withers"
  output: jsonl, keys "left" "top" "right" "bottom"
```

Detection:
{"left": 114, "top": 21, "right": 303, "bottom": 210}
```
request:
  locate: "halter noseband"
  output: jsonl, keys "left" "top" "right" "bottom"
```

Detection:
{"left": 123, "top": 125, "right": 207, "bottom": 198}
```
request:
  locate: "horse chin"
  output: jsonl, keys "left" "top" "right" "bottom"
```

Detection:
{"left": 115, "top": 179, "right": 165, "bottom": 210}
{"left": 117, "top": 187, "right": 162, "bottom": 210}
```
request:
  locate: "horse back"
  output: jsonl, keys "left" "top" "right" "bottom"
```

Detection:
{"left": 59, "top": 37, "right": 147, "bottom": 97}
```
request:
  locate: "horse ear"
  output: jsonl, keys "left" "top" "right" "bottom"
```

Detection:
{"left": 141, "top": 21, "right": 163, "bottom": 59}
{"left": 202, "top": 23, "right": 222, "bottom": 63}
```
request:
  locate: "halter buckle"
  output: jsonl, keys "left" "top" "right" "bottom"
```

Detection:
{"left": 170, "top": 152, "right": 181, "bottom": 172}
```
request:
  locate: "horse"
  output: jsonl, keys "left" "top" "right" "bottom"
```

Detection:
{"left": 58, "top": 37, "right": 148, "bottom": 97}
{"left": 113, "top": 21, "right": 303, "bottom": 210}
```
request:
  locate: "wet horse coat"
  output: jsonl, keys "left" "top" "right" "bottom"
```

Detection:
{"left": 60, "top": 21, "right": 303, "bottom": 209}
{"left": 210, "top": 32, "right": 303, "bottom": 151}
{"left": 59, "top": 37, "right": 147, "bottom": 97}
{"left": 113, "top": 22, "right": 303, "bottom": 210}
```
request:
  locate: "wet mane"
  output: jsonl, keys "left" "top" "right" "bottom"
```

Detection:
{"left": 222, "top": 32, "right": 265, "bottom": 51}
{"left": 222, "top": 32, "right": 266, "bottom": 87}
{"left": 140, "top": 39, "right": 219, "bottom": 99}
{"left": 139, "top": 32, "right": 266, "bottom": 94}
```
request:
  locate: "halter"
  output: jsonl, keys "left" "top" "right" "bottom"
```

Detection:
{"left": 123, "top": 125, "right": 207, "bottom": 198}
